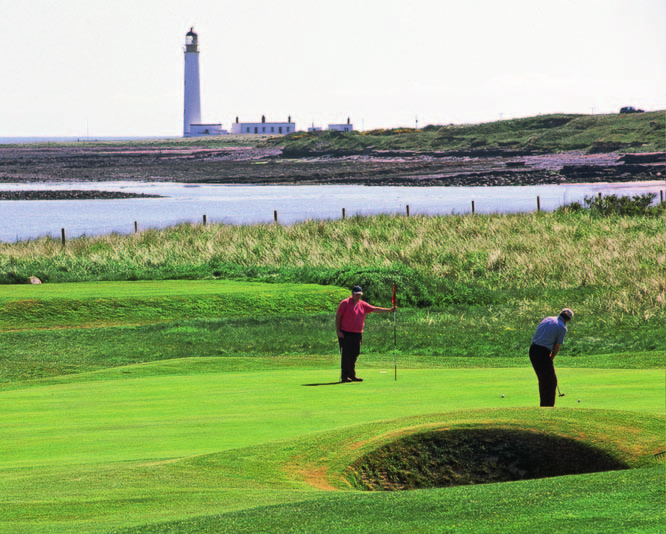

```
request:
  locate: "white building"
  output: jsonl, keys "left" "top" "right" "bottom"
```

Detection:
{"left": 328, "top": 118, "right": 354, "bottom": 132}
{"left": 231, "top": 115, "right": 296, "bottom": 135}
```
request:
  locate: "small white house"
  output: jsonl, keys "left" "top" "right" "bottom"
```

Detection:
{"left": 231, "top": 115, "right": 295, "bottom": 135}
{"left": 328, "top": 118, "right": 354, "bottom": 132}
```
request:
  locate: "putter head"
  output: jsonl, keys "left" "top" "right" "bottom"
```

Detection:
{"left": 558, "top": 392, "right": 565, "bottom": 397}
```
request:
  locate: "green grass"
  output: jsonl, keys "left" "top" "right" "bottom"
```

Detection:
{"left": 0, "top": 211, "right": 664, "bottom": 532}
{"left": 0, "top": 365, "right": 663, "bottom": 533}
{"left": 1, "top": 310, "right": 663, "bottom": 386}
{"left": 10, "top": 111, "right": 663, "bottom": 154}
{"left": 2, "top": 212, "right": 665, "bottom": 314}
{"left": 0, "top": 280, "right": 347, "bottom": 330}
{"left": 108, "top": 467, "right": 664, "bottom": 534}
{"left": 269, "top": 111, "right": 666, "bottom": 154}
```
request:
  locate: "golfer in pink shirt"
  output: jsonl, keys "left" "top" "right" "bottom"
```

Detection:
{"left": 335, "top": 285, "right": 396, "bottom": 382}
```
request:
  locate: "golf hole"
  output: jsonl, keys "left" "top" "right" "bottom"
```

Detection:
{"left": 346, "top": 428, "right": 628, "bottom": 491}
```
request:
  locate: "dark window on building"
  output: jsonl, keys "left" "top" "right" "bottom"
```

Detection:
{"left": 279, "top": 127, "right": 283, "bottom": 134}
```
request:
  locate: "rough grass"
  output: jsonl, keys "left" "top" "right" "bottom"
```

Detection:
{"left": 2, "top": 212, "right": 665, "bottom": 313}
{"left": 268, "top": 111, "right": 666, "bottom": 154}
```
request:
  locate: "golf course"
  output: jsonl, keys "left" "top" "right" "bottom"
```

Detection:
{"left": 0, "top": 208, "right": 664, "bottom": 533}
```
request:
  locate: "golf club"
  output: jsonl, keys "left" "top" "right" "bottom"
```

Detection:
{"left": 557, "top": 385, "right": 565, "bottom": 397}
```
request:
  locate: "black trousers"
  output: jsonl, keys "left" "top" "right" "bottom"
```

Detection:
{"left": 338, "top": 331, "right": 363, "bottom": 380}
{"left": 529, "top": 343, "right": 558, "bottom": 407}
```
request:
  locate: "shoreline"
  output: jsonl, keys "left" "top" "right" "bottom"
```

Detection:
{"left": 0, "top": 145, "right": 662, "bottom": 194}
{"left": 0, "top": 190, "right": 163, "bottom": 200}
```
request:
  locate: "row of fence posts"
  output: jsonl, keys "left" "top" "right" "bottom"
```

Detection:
{"left": 58, "top": 190, "right": 666, "bottom": 246}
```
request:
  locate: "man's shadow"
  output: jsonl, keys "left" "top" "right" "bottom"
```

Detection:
{"left": 302, "top": 381, "right": 345, "bottom": 386}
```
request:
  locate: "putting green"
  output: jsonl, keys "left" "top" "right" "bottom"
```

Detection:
{"left": 0, "top": 366, "right": 663, "bottom": 469}
{"left": 0, "top": 364, "right": 663, "bottom": 534}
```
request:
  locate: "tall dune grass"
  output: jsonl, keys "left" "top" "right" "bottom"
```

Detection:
{"left": 1, "top": 213, "right": 664, "bottom": 316}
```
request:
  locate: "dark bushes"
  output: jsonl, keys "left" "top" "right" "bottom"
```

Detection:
{"left": 556, "top": 193, "right": 665, "bottom": 217}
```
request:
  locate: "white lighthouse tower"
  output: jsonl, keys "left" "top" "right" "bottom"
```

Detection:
{"left": 183, "top": 27, "right": 201, "bottom": 136}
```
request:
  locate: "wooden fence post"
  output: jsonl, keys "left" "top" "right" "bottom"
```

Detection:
{"left": 536, "top": 196, "right": 541, "bottom": 212}
{"left": 134, "top": 221, "right": 138, "bottom": 233}
{"left": 471, "top": 200, "right": 475, "bottom": 215}
{"left": 274, "top": 210, "right": 278, "bottom": 223}
{"left": 203, "top": 214, "right": 207, "bottom": 226}
{"left": 61, "top": 228, "right": 66, "bottom": 247}
{"left": 661, "top": 190, "right": 664, "bottom": 204}
{"left": 406, "top": 205, "right": 410, "bottom": 217}
{"left": 342, "top": 208, "right": 346, "bottom": 219}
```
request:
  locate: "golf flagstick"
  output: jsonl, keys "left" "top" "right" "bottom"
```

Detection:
{"left": 392, "top": 282, "right": 397, "bottom": 381}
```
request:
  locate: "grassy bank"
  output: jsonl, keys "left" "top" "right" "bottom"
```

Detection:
{"left": 270, "top": 111, "right": 665, "bottom": 154}
{"left": 1, "top": 211, "right": 664, "bottom": 384}
{"left": 6, "top": 111, "right": 663, "bottom": 154}
{"left": 2, "top": 211, "right": 665, "bottom": 309}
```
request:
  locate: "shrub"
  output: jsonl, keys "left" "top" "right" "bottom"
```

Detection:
{"left": 556, "top": 193, "right": 665, "bottom": 217}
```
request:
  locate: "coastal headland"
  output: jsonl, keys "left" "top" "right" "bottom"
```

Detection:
{"left": 1, "top": 112, "right": 663, "bottom": 199}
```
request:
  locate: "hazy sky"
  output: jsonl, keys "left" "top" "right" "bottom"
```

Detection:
{"left": 1, "top": 0, "right": 664, "bottom": 137}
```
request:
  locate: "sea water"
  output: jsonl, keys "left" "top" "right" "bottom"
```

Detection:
{"left": 0, "top": 181, "right": 663, "bottom": 242}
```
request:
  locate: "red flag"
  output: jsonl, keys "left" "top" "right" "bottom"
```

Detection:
{"left": 391, "top": 283, "right": 396, "bottom": 307}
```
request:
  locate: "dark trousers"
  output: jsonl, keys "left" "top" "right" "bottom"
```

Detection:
{"left": 338, "top": 331, "right": 363, "bottom": 380}
{"left": 529, "top": 343, "right": 558, "bottom": 407}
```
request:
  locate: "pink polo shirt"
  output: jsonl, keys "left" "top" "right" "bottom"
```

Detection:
{"left": 336, "top": 297, "right": 377, "bottom": 333}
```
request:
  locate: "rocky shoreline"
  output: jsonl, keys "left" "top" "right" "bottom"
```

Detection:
{"left": 0, "top": 145, "right": 663, "bottom": 197}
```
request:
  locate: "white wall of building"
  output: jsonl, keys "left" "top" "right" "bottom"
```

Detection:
{"left": 231, "top": 122, "right": 295, "bottom": 135}
{"left": 328, "top": 123, "right": 354, "bottom": 132}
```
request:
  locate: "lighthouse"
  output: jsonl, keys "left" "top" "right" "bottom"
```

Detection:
{"left": 183, "top": 27, "right": 201, "bottom": 136}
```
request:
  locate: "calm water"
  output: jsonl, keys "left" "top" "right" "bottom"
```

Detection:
{"left": 0, "top": 181, "right": 664, "bottom": 242}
